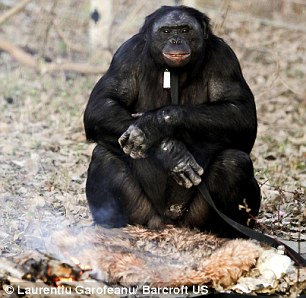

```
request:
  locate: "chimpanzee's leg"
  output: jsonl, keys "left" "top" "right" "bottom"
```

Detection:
{"left": 86, "top": 145, "right": 164, "bottom": 228}
{"left": 183, "top": 149, "right": 261, "bottom": 237}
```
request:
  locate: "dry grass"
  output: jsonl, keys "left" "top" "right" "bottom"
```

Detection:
{"left": 0, "top": 0, "right": 305, "bottom": 257}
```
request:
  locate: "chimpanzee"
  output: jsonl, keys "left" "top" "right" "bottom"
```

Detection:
{"left": 84, "top": 5, "right": 261, "bottom": 237}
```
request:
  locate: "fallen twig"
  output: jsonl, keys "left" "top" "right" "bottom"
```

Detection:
{"left": 0, "top": 37, "right": 105, "bottom": 74}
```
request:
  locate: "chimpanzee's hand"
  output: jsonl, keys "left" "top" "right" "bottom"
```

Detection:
{"left": 118, "top": 107, "right": 184, "bottom": 159}
{"left": 156, "top": 138, "right": 204, "bottom": 188}
{"left": 118, "top": 112, "right": 163, "bottom": 159}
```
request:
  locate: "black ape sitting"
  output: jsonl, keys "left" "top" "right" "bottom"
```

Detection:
{"left": 84, "top": 6, "right": 261, "bottom": 237}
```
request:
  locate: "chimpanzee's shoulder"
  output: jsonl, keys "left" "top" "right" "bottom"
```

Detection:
{"left": 112, "top": 33, "right": 147, "bottom": 63}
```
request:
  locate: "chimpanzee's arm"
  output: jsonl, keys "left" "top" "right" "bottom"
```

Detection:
{"left": 159, "top": 88, "right": 257, "bottom": 152}
{"left": 119, "top": 83, "right": 256, "bottom": 157}
{"left": 84, "top": 35, "right": 144, "bottom": 148}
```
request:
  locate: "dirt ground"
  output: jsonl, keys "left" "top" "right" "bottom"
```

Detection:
{"left": 0, "top": 1, "right": 305, "bottom": 258}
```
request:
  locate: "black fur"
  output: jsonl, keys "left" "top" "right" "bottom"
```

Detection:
{"left": 84, "top": 6, "right": 261, "bottom": 236}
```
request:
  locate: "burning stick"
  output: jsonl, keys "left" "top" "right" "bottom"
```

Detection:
{"left": 0, "top": 252, "right": 87, "bottom": 287}
{"left": 69, "top": 256, "right": 92, "bottom": 272}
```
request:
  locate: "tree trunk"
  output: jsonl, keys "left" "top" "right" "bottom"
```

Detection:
{"left": 183, "top": 0, "right": 196, "bottom": 6}
{"left": 89, "top": 0, "right": 113, "bottom": 50}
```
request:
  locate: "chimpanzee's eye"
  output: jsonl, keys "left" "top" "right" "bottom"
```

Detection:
{"left": 181, "top": 28, "right": 190, "bottom": 33}
{"left": 162, "top": 29, "right": 170, "bottom": 33}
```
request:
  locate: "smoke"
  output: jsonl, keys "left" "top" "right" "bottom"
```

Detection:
{"left": 89, "top": 198, "right": 128, "bottom": 228}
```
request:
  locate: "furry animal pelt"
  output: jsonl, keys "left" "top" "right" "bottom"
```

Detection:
{"left": 53, "top": 225, "right": 264, "bottom": 288}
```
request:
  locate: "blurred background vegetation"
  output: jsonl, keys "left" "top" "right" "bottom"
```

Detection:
{"left": 1, "top": 0, "right": 306, "bottom": 67}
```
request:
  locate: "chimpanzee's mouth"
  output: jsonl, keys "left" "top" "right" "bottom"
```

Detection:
{"left": 163, "top": 53, "right": 191, "bottom": 63}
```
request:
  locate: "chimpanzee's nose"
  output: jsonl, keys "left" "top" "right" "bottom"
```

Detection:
{"left": 170, "top": 38, "right": 182, "bottom": 45}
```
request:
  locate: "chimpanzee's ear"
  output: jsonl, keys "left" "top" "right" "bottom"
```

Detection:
{"left": 139, "top": 7, "right": 165, "bottom": 41}
{"left": 201, "top": 13, "right": 212, "bottom": 40}
{"left": 182, "top": 6, "right": 212, "bottom": 39}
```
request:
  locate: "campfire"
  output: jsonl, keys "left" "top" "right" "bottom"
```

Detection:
{"left": 1, "top": 225, "right": 305, "bottom": 297}
{"left": 1, "top": 252, "right": 86, "bottom": 285}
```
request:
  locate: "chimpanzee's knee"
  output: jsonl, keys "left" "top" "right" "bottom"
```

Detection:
{"left": 86, "top": 146, "right": 128, "bottom": 227}
{"left": 203, "top": 149, "right": 260, "bottom": 228}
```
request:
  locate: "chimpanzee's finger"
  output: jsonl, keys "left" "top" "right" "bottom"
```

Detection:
{"left": 175, "top": 172, "right": 193, "bottom": 189}
{"left": 130, "top": 145, "right": 147, "bottom": 159}
{"left": 184, "top": 165, "right": 202, "bottom": 186}
{"left": 189, "top": 158, "right": 204, "bottom": 176}
{"left": 118, "top": 129, "right": 130, "bottom": 148}
{"left": 131, "top": 113, "right": 143, "bottom": 118}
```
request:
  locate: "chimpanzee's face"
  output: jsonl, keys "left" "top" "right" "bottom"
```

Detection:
{"left": 149, "top": 10, "right": 204, "bottom": 68}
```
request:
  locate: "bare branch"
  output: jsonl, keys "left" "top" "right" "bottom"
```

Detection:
{"left": 54, "top": 23, "right": 85, "bottom": 53}
{"left": 41, "top": 0, "right": 58, "bottom": 56}
{"left": 0, "top": 37, "right": 37, "bottom": 67}
{"left": 0, "top": 0, "right": 32, "bottom": 25}
{"left": 0, "top": 37, "right": 105, "bottom": 75}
